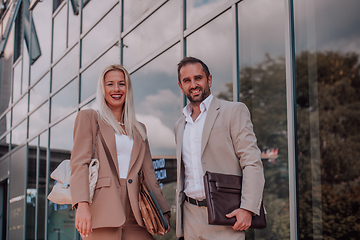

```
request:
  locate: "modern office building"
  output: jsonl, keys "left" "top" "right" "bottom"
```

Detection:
{"left": 0, "top": 0, "right": 359, "bottom": 239}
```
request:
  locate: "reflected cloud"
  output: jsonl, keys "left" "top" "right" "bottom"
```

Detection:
{"left": 136, "top": 114, "right": 175, "bottom": 150}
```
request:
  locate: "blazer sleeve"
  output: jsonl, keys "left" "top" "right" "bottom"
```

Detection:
{"left": 70, "top": 110, "right": 96, "bottom": 208}
{"left": 230, "top": 103, "right": 265, "bottom": 215}
{"left": 141, "top": 125, "right": 170, "bottom": 214}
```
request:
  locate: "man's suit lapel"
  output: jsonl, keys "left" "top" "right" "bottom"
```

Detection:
{"left": 98, "top": 119, "right": 119, "bottom": 174}
{"left": 201, "top": 97, "right": 220, "bottom": 156}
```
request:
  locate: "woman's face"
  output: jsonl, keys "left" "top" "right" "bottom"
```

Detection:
{"left": 104, "top": 70, "right": 127, "bottom": 111}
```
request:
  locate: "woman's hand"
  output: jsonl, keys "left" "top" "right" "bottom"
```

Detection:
{"left": 164, "top": 214, "right": 171, "bottom": 234}
{"left": 75, "top": 202, "right": 92, "bottom": 238}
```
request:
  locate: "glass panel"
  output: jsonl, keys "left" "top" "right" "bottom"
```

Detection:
{"left": 38, "top": 131, "right": 48, "bottom": 240}
{"left": 52, "top": 44, "right": 79, "bottom": 92}
{"left": 131, "top": 45, "right": 181, "bottom": 240}
{"left": 131, "top": 44, "right": 181, "bottom": 156}
{"left": 52, "top": 4, "right": 67, "bottom": 62}
{"left": 12, "top": 94, "right": 28, "bottom": 127}
{"left": 51, "top": 78, "right": 78, "bottom": 123}
{"left": 187, "top": 10, "right": 233, "bottom": 100}
{"left": 123, "top": 0, "right": 180, "bottom": 69}
{"left": 12, "top": 120, "right": 27, "bottom": 147}
{"left": 53, "top": 0, "right": 65, "bottom": 12}
{"left": 186, "top": 0, "right": 224, "bottom": 28}
{"left": 80, "top": 46, "right": 120, "bottom": 102}
{"left": 13, "top": 60, "right": 22, "bottom": 102}
{"left": 29, "top": 73, "right": 50, "bottom": 112}
{"left": 48, "top": 113, "right": 76, "bottom": 240}
{"left": 80, "top": 99, "right": 97, "bottom": 110}
{"left": 294, "top": 1, "right": 360, "bottom": 239}
{"left": 26, "top": 138, "right": 37, "bottom": 240}
{"left": 0, "top": 114, "right": 8, "bottom": 137}
{"left": 82, "top": 0, "right": 118, "bottom": 34}
{"left": 68, "top": 0, "right": 80, "bottom": 47}
{"left": 22, "top": 40, "right": 30, "bottom": 92}
{"left": 31, "top": 0, "right": 52, "bottom": 84}
{"left": 29, "top": 102, "right": 49, "bottom": 138}
{"left": 123, "top": 0, "right": 162, "bottom": 30}
{"left": 237, "top": 0, "right": 288, "bottom": 239}
{"left": 8, "top": 146, "right": 26, "bottom": 240}
{"left": 81, "top": 4, "right": 120, "bottom": 67}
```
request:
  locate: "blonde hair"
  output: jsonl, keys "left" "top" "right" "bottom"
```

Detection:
{"left": 96, "top": 64, "right": 146, "bottom": 141}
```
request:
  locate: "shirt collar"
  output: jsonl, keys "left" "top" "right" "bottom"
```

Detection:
{"left": 183, "top": 94, "right": 213, "bottom": 120}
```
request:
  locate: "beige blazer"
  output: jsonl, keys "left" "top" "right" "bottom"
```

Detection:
{"left": 174, "top": 97, "right": 265, "bottom": 237}
{"left": 70, "top": 109, "right": 169, "bottom": 229}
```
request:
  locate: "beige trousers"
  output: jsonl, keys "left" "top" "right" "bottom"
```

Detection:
{"left": 87, "top": 179, "right": 152, "bottom": 240}
{"left": 183, "top": 201, "right": 245, "bottom": 240}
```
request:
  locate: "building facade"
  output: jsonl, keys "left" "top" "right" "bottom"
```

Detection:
{"left": 0, "top": 0, "right": 359, "bottom": 239}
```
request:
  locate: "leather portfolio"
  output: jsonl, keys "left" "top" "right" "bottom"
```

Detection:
{"left": 203, "top": 171, "right": 266, "bottom": 229}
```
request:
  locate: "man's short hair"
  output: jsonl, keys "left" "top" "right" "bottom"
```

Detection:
{"left": 177, "top": 56, "right": 211, "bottom": 82}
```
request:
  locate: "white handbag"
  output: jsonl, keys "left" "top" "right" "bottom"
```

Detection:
{"left": 47, "top": 123, "right": 100, "bottom": 205}
{"left": 47, "top": 159, "right": 99, "bottom": 205}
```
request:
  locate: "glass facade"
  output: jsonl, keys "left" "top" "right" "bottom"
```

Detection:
{"left": 0, "top": 0, "right": 359, "bottom": 240}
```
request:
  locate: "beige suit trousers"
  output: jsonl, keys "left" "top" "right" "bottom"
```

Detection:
{"left": 86, "top": 179, "right": 152, "bottom": 240}
{"left": 183, "top": 201, "right": 245, "bottom": 240}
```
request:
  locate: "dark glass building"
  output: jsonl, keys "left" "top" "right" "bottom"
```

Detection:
{"left": 0, "top": 0, "right": 359, "bottom": 239}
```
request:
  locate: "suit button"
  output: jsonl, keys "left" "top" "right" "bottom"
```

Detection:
{"left": 128, "top": 179, "right": 133, "bottom": 184}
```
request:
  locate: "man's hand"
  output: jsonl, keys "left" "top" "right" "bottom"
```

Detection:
{"left": 75, "top": 202, "right": 92, "bottom": 238}
{"left": 226, "top": 208, "right": 252, "bottom": 231}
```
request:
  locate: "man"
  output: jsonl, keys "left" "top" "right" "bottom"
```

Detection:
{"left": 174, "top": 57, "right": 265, "bottom": 240}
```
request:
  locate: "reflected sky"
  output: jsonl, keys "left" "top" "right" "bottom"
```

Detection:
{"left": 81, "top": 4, "right": 120, "bottom": 67}
{"left": 29, "top": 73, "right": 50, "bottom": 113}
{"left": 29, "top": 102, "right": 49, "bottom": 139}
{"left": 131, "top": 44, "right": 181, "bottom": 156}
{"left": 186, "top": 0, "right": 224, "bottom": 27}
{"left": 123, "top": 0, "right": 180, "bottom": 69}
{"left": 187, "top": 10, "right": 232, "bottom": 99}
{"left": 50, "top": 112, "right": 76, "bottom": 152}
{"left": 51, "top": 79, "right": 78, "bottom": 123}
{"left": 52, "top": 4, "right": 67, "bottom": 62}
{"left": 123, "top": 0, "right": 162, "bottom": 30}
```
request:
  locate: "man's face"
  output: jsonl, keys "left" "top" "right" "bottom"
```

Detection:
{"left": 178, "top": 63, "right": 212, "bottom": 104}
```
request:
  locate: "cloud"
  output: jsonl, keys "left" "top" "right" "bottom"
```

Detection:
{"left": 136, "top": 114, "right": 176, "bottom": 151}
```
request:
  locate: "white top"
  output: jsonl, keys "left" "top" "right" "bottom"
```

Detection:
{"left": 182, "top": 94, "right": 213, "bottom": 200}
{"left": 115, "top": 133, "right": 134, "bottom": 179}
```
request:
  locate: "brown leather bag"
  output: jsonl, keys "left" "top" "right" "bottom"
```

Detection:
{"left": 203, "top": 171, "right": 266, "bottom": 229}
{"left": 138, "top": 171, "right": 168, "bottom": 235}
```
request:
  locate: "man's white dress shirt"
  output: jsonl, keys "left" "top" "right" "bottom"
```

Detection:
{"left": 182, "top": 94, "right": 213, "bottom": 200}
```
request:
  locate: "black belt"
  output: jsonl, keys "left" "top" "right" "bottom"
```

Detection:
{"left": 185, "top": 195, "right": 207, "bottom": 207}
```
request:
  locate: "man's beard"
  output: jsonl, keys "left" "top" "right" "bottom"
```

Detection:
{"left": 186, "top": 86, "right": 210, "bottom": 103}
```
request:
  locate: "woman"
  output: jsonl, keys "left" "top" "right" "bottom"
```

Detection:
{"left": 70, "top": 64, "right": 170, "bottom": 239}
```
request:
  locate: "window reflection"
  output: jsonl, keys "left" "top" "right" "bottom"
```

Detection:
{"left": 29, "top": 73, "right": 50, "bottom": 112}
{"left": 38, "top": 131, "right": 48, "bottom": 240}
{"left": 68, "top": 1, "right": 80, "bottom": 47}
{"left": 187, "top": 10, "right": 233, "bottom": 100}
{"left": 51, "top": 78, "right": 78, "bottom": 123}
{"left": 26, "top": 138, "right": 37, "bottom": 240}
{"left": 123, "top": 0, "right": 180, "bottom": 69}
{"left": 8, "top": 146, "right": 26, "bottom": 239}
{"left": 81, "top": 46, "right": 120, "bottom": 102}
{"left": 81, "top": 4, "right": 120, "bottom": 67}
{"left": 237, "top": 1, "right": 288, "bottom": 239}
{"left": 131, "top": 44, "right": 181, "bottom": 156}
{"left": 52, "top": 44, "right": 79, "bottom": 92}
{"left": 30, "top": 0, "right": 52, "bottom": 84}
{"left": 12, "top": 61, "right": 22, "bottom": 102}
{"left": 12, "top": 119, "right": 27, "bottom": 147}
{"left": 48, "top": 113, "right": 76, "bottom": 240}
{"left": 186, "top": 0, "right": 224, "bottom": 28}
{"left": 22, "top": 41, "right": 30, "bottom": 91}
{"left": 82, "top": 0, "right": 118, "bottom": 34}
{"left": 294, "top": 1, "right": 360, "bottom": 239}
{"left": 123, "top": 0, "right": 162, "bottom": 30}
{"left": 52, "top": 4, "right": 67, "bottom": 62}
{"left": 12, "top": 94, "right": 28, "bottom": 127}
{"left": 29, "top": 102, "right": 49, "bottom": 138}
